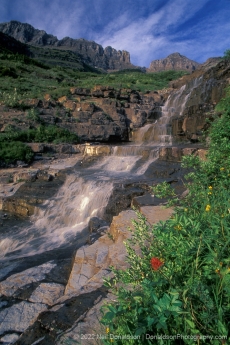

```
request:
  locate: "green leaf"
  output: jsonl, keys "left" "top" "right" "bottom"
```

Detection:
{"left": 185, "top": 319, "right": 196, "bottom": 329}
{"left": 103, "top": 311, "right": 115, "bottom": 321}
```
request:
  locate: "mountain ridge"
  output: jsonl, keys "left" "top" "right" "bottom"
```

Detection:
{"left": 0, "top": 20, "right": 137, "bottom": 71}
{"left": 0, "top": 20, "right": 207, "bottom": 73}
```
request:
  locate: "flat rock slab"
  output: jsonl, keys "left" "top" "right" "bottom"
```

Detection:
{"left": 140, "top": 205, "right": 174, "bottom": 225}
{"left": 65, "top": 210, "right": 138, "bottom": 296}
{"left": 65, "top": 207, "right": 173, "bottom": 297}
{"left": 59, "top": 206, "right": 175, "bottom": 343}
{"left": 29, "top": 282, "right": 65, "bottom": 306}
{"left": 56, "top": 293, "right": 115, "bottom": 345}
{"left": 0, "top": 261, "right": 56, "bottom": 297}
{"left": 0, "top": 301, "right": 47, "bottom": 335}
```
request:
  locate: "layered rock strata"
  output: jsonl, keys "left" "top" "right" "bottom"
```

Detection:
{"left": 0, "top": 88, "right": 164, "bottom": 143}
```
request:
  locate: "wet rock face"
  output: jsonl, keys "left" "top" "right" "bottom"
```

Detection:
{"left": 2, "top": 171, "right": 66, "bottom": 216}
{"left": 148, "top": 52, "right": 200, "bottom": 72}
{"left": 63, "top": 87, "right": 164, "bottom": 142}
{"left": 167, "top": 59, "right": 230, "bottom": 142}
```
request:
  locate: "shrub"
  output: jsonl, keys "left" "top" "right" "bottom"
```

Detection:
{"left": 0, "top": 141, "right": 34, "bottom": 164}
{"left": 26, "top": 108, "right": 42, "bottom": 123}
{"left": 0, "top": 125, "right": 79, "bottom": 148}
{"left": 100, "top": 92, "right": 230, "bottom": 344}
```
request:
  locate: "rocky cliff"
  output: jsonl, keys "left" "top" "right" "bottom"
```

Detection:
{"left": 167, "top": 58, "right": 230, "bottom": 142}
{"left": 1, "top": 58, "right": 229, "bottom": 144}
{"left": 0, "top": 87, "right": 164, "bottom": 143}
{"left": 148, "top": 52, "right": 200, "bottom": 72}
{"left": 0, "top": 21, "right": 136, "bottom": 71}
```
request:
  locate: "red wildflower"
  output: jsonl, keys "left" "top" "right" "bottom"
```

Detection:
{"left": 150, "top": 257, "right": 164, "bottom": 271}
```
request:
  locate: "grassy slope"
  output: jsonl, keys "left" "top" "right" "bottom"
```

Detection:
{"left": 0, "top": 32, "right": 188, "bottom": 101}
{"left": 0, "top": 39, "right": 188, "bottom": 164}
{"left": 0, "top": 49, "right": 188, "bottom": 102}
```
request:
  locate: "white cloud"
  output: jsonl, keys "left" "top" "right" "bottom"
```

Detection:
{"left": 1, "top": 0, "right": 229, "bottom": 66}
{"left": 93, "top": 0, "right": 212, "bottom": 66}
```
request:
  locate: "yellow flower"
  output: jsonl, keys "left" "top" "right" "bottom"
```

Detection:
{"left": 174, "top": 225, "right": 182, "bottom": 230}
{"left": 215, "top": 269, "right": 220, "bottom": 273}
{"left": 184, "top": 208, "right": 188, "bottom": 212}
{"left": 205, "top": 205, "right": 211, "bottom": 211}
{"left": 106, "top": 327, "right": 110, "bottom": 334}
{"left": 208, "top": 186, "right": 213, "bottom": 190}
{"left": 208, "top": 192, "right": 212, "bottom": 195}
{"left": 220, "top": 167, "right": 225, "bottom": 171}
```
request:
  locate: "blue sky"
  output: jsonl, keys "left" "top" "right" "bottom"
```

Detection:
{"left": 0, "top": 0, "right": 230, "bottom": 67}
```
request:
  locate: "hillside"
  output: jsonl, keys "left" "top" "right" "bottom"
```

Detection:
{"left": 0, "top": 21, "right": 204, "bottom": 74}
{"left": 0, "top": 20, "right": 137, "bottom": 71}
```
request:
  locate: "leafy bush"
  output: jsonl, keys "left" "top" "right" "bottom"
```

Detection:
{"left": 0, "top": 141, "right": 34, "bottom": 164}
{"left": 0, "top": 125, "right": 79, "bottom": 144}
{"left": 26, "top": 108, "right": 43, "bottom": 123}
{"left": 100, "top": 92, "right": 230, "bottom": 344}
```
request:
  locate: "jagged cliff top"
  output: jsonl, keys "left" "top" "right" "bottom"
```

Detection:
{"left": 0, "top": 20, "right": 136, "bottom": 71}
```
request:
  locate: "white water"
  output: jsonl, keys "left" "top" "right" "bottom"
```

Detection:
{"left": 0, "top": 176, "right": 113, "bottom": 259}
{"left": 132, "top": 76, "right": 203, "bottom": 145}
{"left": 0, "top": 76, "right": 203, "bottom": 261}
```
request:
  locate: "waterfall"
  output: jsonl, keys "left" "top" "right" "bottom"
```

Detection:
{"left": 165, "top": 76, "right": 203, "bottom": 117}
{"left": 0, "top": 75, "right": 204, "bottom": 261}
{"left": 131, "top": 76, "right": 203, "bottom": 145}
{"left": 0, "top": 176, "right": 113, "bottom": 259}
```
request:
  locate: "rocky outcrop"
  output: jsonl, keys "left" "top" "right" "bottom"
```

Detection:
{"left": 148, "top": 52, "right": 200, "bottom": 72}
{"left": 167, "top": 59, "right": 230, "bottom": 142}
{"left": 0, "top": 86, "right": 164, "bottom": 143}
{"left": 0, "top": 21, "right": 136, "bottom": 71}
{"left": 1, "top": 168, "right": 66, "bottom": 216}
{"left": 1, "top": 57, "right": 229, "bottom": 145}
{"left": 159, "top": 146, "right": 208, "bottom": 162}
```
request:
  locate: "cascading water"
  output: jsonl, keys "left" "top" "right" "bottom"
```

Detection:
{"left": 132, "top": 76, "right": 203, "bottom": 145}
{"left": 0, "top": 176, "right": 113, "bottom": 260}
{"left": 0, "top": 75, "right": 203, "bottom": 263}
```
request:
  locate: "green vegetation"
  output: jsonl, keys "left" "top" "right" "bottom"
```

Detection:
{"left": 0, "top": 44, "right": 188, "bottom": 165}
{"left": 80, "top": 69, "right": 188, "bottom": 93}
{"left": 0, "top": 125, "right": 79, "bottom": 145}
{"left": 0, "top": 48, "right": 188, "bottom": 105}
{"left": 223, "top": 49, "right": 230, "bottom": 60}
{"left": 0, "top": 125, "right": 79, "bottom": 164}
{"left": 0, "top": 141, "right": 34, "bottom": 164}
{"left": 100, "top": 88, "right": 230, "bottom": 344}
